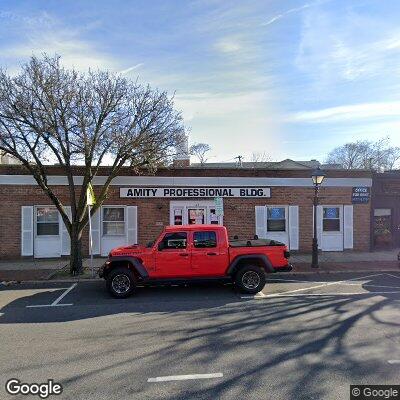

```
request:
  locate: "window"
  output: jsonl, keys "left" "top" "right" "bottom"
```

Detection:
{"left": 103, "top": 207, "right": 125, "bottom": 236}
{"left": 160, "top": 232, "right": 187, "bottom": 249}
{"left": 323, "top": 207, "right": 340, "bottom": 232}
{"left": 36, "top": 207, "right": 59, "bottom": 236}
{"left": 173, "top": 208, "right": 183, "bottom": 225}
{"left": 194, "top": 231, "right": 217, "bottom": 248}
{"left": 267, "top": 207, "right": 286, "bottom": 232}
{"left": 188, "top": 208, "right": 205, "bottom": 224}
{"left": 209, "top": 208, "right": 219, "bottom": 225}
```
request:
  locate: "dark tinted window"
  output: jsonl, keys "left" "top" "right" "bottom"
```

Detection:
{"left": 161, "top": 232, "right": 187, "bottom": 249}
{"left": 193, "top": 231, "right": 217, "bottom": 248}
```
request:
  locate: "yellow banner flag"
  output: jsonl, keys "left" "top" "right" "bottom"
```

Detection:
{"left": 86, "top": 183, "right": 96, "bottom": 206}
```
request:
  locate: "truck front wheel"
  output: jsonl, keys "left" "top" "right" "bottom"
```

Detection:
{"left": 106, "top": 267, "right": 136, "bottom": 298}
{"left": 235, "top": 265, "right": 266, "bottom": 294}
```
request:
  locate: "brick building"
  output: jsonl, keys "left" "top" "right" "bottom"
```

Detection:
{"left": 371, "top": 171, "right": 400, "bottom": 250}
{"left": 0, "top": 161, "right": 372, "bottom": 260}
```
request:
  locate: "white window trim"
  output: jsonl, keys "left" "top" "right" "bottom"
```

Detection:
{"left": 266, "top": 205, "right": 288, "bottom": 233}
{"left": 35, "top": 205, "right": 60, "bottom": 238}
{"left": 102, "top": 205, "right": 126, "bottom": 237}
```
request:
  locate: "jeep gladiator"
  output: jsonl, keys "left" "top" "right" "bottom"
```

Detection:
{"left": 99, "top": 225, "right": 291, "bottom": 298}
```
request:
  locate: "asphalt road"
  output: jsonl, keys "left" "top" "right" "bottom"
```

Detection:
{"left": 0, "top": 271, "right": 400, "bottom": 400}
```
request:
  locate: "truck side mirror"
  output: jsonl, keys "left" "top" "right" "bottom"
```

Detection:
{"left": 146, "top": 241, "right": 154, "bottom": 248}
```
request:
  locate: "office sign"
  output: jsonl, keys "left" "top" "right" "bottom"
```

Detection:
{"left": 120, "top": 187, "right": 271, "bottom": 198}
{"left": 352, "top": 187, "right": 370, "bottom": 204}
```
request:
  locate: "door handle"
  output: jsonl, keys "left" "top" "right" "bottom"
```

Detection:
{"left": 179, "top": 253, "right": 189, "bottom": 257}
{"left": 207, "top": 252, "right": 217, "bottom": 256}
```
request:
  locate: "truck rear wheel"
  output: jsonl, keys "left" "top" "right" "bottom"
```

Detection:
{"left": 235, "top": 265, "right": 266, "bottom": 294}
{"left": 106, "top": 267, "right": 136, "bottom": 298}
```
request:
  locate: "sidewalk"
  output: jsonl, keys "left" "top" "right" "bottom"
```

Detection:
{"left": 0, "top": 258, "right": 105, "bottom": 282}
{"left": 0, "top": 250, "right": 399, "bottom": 282}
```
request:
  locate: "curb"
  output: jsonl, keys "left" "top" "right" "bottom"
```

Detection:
{"left": 2, "top": 269, "right": 399, "bottom": 285}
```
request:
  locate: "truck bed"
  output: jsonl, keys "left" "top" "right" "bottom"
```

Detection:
{"left": 229, "top": 239, "right": 285, "bottom": 247}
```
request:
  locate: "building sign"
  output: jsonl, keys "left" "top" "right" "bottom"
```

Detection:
{"left": 352, "top": 187, "right": 370, "bottom": 204}
{"left": 214, "top": 197, "right": 224, "bottom": 216}
{"left": 120, "top": 187, "right": 271, "bottom": 198}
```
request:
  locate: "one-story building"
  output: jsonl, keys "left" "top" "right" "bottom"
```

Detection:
{"left": 0, "top": 159, "right": 373, "bottom": 260}
{"left": 371, "top": 171, "right": 400, "bottom": 250}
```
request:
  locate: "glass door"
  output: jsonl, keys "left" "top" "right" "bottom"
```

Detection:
{"left": 188, "top": 208, "right": 206, "bottom": 224}
{"left": 374, "top": 209, "right": 392, "bottom": 248}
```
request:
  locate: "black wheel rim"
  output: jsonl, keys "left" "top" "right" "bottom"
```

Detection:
{"left": 111, "top": 274, "right": 131, "bottom": 294}
{"left": 242, "top": 271, "right": 261, "bottom": 290}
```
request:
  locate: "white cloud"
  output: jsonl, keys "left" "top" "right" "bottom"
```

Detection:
{"left": 214, "top": 37, "right": 242, "bottom": 53}
{"left": 296, "top": 7, "right": 400, "bottom": 84}
{"left": 0, "top": 14, "right": 117, "bottom": 72}
{"left": 262, "top": 1, "right": 324, "bottom": 26}
{"left": 290, "top": 102, "right": 400, "bottom": 123}
{"left": 119, "top": 64, "right": 144, "bottom": 75}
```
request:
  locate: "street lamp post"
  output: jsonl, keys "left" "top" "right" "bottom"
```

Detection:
{"left": 311, "top": 168, "right": 326, "bottom": 269}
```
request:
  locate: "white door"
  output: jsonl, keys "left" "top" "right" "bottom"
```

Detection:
{"left": 266, "top": 206, "right": 289, "bottom": 245}
{"left": 101, "top": 206, "right": 127, "bottom": 256}
{"left": 34, "top": 206, "right": 61, "bottom": 258}
{"left": 170, "top": 201, "right": 223, "bottom": 225}
{"left": 320, "top": 206, "right": 344, "bottom": 251}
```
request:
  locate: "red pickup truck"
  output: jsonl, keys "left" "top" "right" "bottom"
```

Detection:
{"left": 99, "top": 225, "right": 291, "bottom": 298}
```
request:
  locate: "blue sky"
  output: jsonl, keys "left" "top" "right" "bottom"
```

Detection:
{"left": 1, "top": 0, "right": 400, "bottom": 162}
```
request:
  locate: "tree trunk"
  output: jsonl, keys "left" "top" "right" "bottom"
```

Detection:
{"left": 69, "top": 226, "right": 83, "bottom": 275}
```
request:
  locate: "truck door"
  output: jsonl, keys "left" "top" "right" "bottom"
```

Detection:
{"left": 155, "top": 231, "right": 191, "bottom": 277}
{"left": 190, "top": 230, "right": 229, "bottom": 276}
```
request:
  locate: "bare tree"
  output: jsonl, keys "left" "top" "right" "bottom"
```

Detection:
{"left": 0, "top": 55, "right": 185, "bottom": 274}
{"left": 326, "top": 137, "right": 400, "bottom": 171}
{"left": 250, "top": 151, "right": 272, "bottom": 167}
{"left": 189, "top": 142, "right": 211, "bottom": 165}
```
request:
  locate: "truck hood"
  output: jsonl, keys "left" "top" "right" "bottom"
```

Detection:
{"left": 109, "top": 244, "right": 147, "bottom": 257}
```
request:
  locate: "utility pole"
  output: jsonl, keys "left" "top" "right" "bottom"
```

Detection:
{"left": 235, "top": 155, "right": 243, "bottom": 168}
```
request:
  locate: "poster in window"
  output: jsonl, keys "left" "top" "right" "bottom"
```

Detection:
{"left": 324, "top": 207, "right": 339, "bottom": 219}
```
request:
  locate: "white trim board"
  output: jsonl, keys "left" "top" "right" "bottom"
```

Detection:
{"left": 0, "top": 175, "right": 372, "bottom": 187}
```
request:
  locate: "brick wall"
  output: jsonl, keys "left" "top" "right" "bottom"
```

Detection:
{"left": 0, "top": 184, "right": 371, "bottom": 259}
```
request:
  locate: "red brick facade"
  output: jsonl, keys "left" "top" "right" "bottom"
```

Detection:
{"left": 0, "top": 166, "right": 372, "bottom": 259}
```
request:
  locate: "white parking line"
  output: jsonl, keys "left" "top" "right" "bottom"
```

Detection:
{"left": 256, "top": 291, "right": 400, "bottom": 297}
{"left": 26, "top": 283, "right": 77, "bottom": 308}
{"left": 388, "top": 360, "right": 400, "bottom": 364}
{"left": 385, "top": 273, "right": 400, "bottom": 280}
{"left": 51, "top": 283, "right": 77, "bottom": 305}
{"left": 241, "top": 273, "right": 391, "bottom": 299}
{"left": 147, "top": 373, "right": 223, "bottom": 382}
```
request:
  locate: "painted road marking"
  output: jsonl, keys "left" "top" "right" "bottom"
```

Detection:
{"left": 385, "top": 273, "right": 400, "bottom": 280}
{"left": 267, "top": 277, "right": 400, "bottom": 289}
{"left": 256, "top": 291, "right": 400, "bottom": 297}
{"left": 388, "top": 360, "right": 400, "bottom": 364}
{"left": 241, "top": 273, "right": 396, "bottom": 299}
{"left": 147, "top": 373, "right": 223, "bottom": 383}
{"left": 26, "top": 283, "right": 77, "bottom": 308}
{"left": 51, "top": 283, "right": 77, "bottom": 305}
{"left": 263, "top": 273, "right": 384, "bottom": 297}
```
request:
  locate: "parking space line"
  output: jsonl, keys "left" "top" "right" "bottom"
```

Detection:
{"left": 51, "top": 283, "right": 77, "bottom": 305}
{"left": 388, "top": 360, "right": 400, "bottom": 364}
{"left": 257, "top": 291, "right": 400, "bottom": 297}
{"left": 385, "top": 273, "right": 400, "bottom": 280}
{"left": 267, "top": 278, "right": 400, "bottom": 289}
{"left": 26, "top": 283, "right": 77, "bottom": 308}
{"left": 263, "top": 273, "right": 384, "bottom": 298}
{"left": 147, "top": 373, "right": 223, "bottom": 382}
